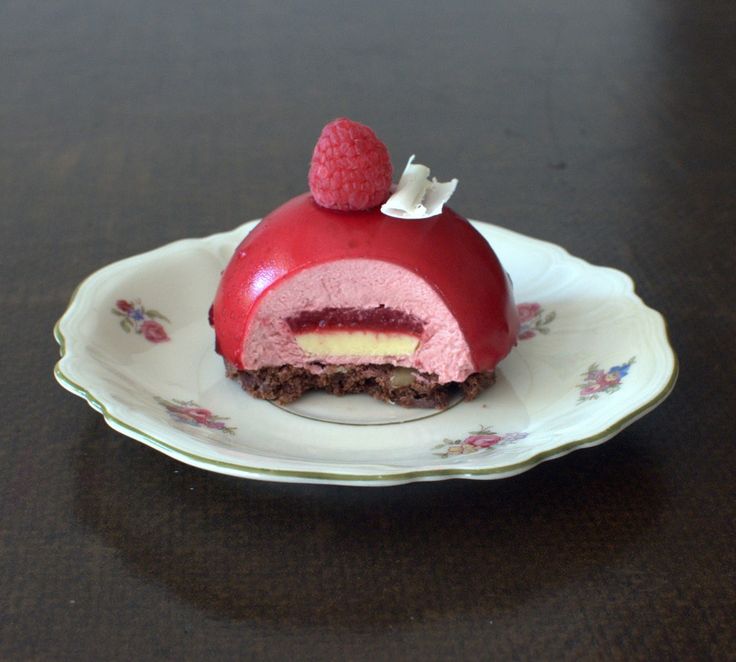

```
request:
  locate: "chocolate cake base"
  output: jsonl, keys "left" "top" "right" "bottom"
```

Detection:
{"left": 225, "top": 361, "right": 494, "bottom": 409}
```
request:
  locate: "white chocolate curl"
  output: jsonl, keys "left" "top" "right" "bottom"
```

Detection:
{"left": 381, "top": 155, "right": 458, "bottom": 219}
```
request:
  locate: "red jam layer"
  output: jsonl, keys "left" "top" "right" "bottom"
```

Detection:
{"left": 286, "top": 307, "right": 424, "bottom": 335}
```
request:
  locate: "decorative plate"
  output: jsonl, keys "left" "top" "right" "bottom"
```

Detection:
{"left": 54, "top": 220, "right": 677, "bottom": 486}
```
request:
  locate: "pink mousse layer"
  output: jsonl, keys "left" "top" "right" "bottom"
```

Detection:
{"left": 243, "top": 259, "right": 475, "bottom": 383}
{"left": 213, "top": 194, "right": 519, "bottom": 380}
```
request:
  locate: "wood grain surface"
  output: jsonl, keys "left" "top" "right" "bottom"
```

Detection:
{"left": 1, "top": 1, "right": 734, "bottom": 660}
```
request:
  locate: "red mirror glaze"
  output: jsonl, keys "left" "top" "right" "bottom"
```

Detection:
{"left": 212, "top": 193, "right": 519, "bottom": 372}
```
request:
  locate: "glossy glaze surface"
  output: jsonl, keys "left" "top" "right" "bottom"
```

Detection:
{"left": 213, "top": 194, "right": 519, "bottom": 373}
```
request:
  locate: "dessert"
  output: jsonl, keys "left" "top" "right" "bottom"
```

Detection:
{"left": 210, "top": 118, "right": 519, "bottom": 408}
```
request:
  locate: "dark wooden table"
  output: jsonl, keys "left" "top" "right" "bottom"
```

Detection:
{"left": 2, "top": 1, "right": 734, "bottom": 659}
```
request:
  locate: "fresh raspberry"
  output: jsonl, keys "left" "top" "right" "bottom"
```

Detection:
{"left": 308, "top": 118, "right": 393, "bottom": 211}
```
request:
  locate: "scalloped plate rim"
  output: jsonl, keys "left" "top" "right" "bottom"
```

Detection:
{"left": 53, "top": 220, "right": 678, "bottom": 486}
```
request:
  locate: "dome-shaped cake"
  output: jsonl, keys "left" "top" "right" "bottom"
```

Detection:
{"left": 211, "top": 119, "right": 519, "bottom": 408}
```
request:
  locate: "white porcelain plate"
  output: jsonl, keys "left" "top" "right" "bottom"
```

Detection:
{"left": 54, "top": 220, "right": 677, "bottom": 486}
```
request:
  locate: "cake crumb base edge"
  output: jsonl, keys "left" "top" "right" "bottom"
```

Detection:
{"left": 225, "top": 361, "right": 494, "bottom": 409}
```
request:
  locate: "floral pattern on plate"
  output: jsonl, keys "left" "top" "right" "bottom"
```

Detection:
{"left": 517, "top": 302, "right": 555, "bottom": 340}
{"left": 578, "top": 358, "right": 635, "bottom": 402}
{"left": 54, "top": 218, "right": 677, "bottom": 485}
{"left": 155, "top": 397, "right": 236, "bottom": 434}
{"left": 434, "top": 426, "right": 528, "bottom": 458}
{"left": 112, "top": 299, "right": 170, "bottom": 343}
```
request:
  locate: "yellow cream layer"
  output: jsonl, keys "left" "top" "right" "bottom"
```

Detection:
{"left": 295, "top": 331, "right": 419, "bottom": 357}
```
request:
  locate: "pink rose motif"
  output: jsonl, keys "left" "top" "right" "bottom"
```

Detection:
{"left": 590, "top": 372, "right": 620, "bottom": 392}
{"left": 517, "top": 303, "right": 541, "bottom": 324}
{"left": 580, "top": 383, "right": 604, "bottom": 396}
{"left": 116, "top": 299, "right": 134, "bottom": 313}
{"left": 516, "top": 303, "right": 555, "bottom": 341}
{"left": 464, "top": 433, "right": 503, "bottom": 448}
{"left": 141, "top": 320, "right": 170, "bottom": 343}
{"left": 156, "top": 397, "right": 235, "bottom": 434}
{"left": 174, "top": 406, "right": 213, "bottom": 425}
{"left": 578, "top": 359, "right": 634, "bottom": 402}
{"left": 435, "top": 429, "right": 527, "bottom": 457}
